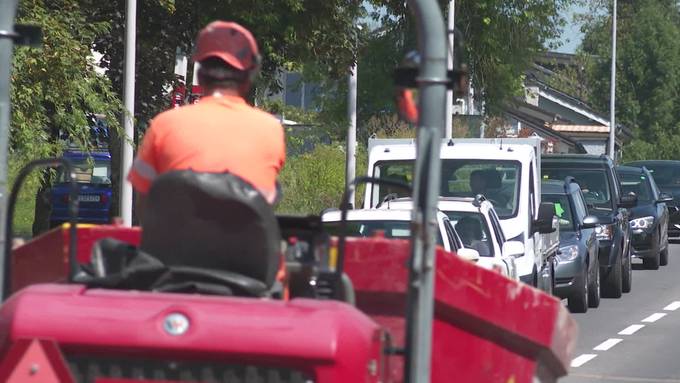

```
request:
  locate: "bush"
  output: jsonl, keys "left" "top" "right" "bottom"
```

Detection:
{"left": 277, "top": 144, "right": 367, "bottom": 214}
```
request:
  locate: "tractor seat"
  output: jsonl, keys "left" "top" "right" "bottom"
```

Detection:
{"left": 139, "top": 171, "right": 282, "bottom": 292}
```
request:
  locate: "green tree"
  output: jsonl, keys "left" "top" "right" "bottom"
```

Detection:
{"left": 85, "top": 0, "right": 367, "bottom": 217}
{"left": 12, "top": 0, "right": 123, "bottom": 234}
{"left": 579, "top": 0, "right": 680, "bottom": 160}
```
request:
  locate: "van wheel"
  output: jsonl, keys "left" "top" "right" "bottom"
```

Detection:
{"left": 601, "top": 254, "right": 622, "bottom": 298}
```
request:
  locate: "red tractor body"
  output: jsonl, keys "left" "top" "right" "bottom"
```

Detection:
{"left": 2, "top": 225, "right": 576, "bottom": 382}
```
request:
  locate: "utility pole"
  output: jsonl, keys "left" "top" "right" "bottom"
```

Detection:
{"left": 444, "top": 0, "right": 455, "bottom": 138}
{"left": 608, "top": 0, "right": 617, "bottom": 161}
{"left": 346, "top": 26, "right": 361, "bottom": 208}
{"left": 120, "top": 0, "right": 136, "bottom": 226}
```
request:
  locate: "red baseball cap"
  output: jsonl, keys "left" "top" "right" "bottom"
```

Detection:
{"left": 192, "top": 21, "right": 259, "bottom": 71}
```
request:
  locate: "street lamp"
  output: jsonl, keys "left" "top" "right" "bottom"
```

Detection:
{"left": 346, "top": 25, "right": 362, "bottom": 208}
{"left": 120, "top": 0, "right": 136, "bottom": 226}
{"left": 608, "top": 0, "right": 617, "bottom": 160}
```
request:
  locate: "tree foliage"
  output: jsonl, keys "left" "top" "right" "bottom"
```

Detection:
{"left": 579, "top": 0, "right": 680, "bottom": 160}
{"left": 12, "top": 0, "right": 122, "bottom": 160}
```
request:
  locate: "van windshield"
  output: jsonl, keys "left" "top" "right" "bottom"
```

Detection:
{"left": 372, "top": 160, "right": 521, "bottom": 219}
{"left": 58, "top": 158, "right": 111, "bottom": 185}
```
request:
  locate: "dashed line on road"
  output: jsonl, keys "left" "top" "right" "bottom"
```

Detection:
{"left": 618, "top": 324, "right": 645, "bottom": 335}
{"left": 570, "top": 373, "right": 680, "bottom": 382}
{"left": 571, "top": 354, "right": 597, "bottom": 368}
{"left": 642, "top": 313, "right": 667, "bottom": 323}
{"left": 664, "top": 301, "right": 680, "bottom": 311}
{"left": 593, "top": 338, "right": 623, "bottom": 351}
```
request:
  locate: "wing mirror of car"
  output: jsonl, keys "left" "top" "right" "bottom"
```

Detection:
{"left": 533, "top": 202, "right": 557, "bottom": 234}
{"left": 458, "top": 248, "right": 480, "bottom": 262}
{"left": 581, "top": 215, "right": 600, "bottom": 229}
{"left": 619, "top": 193, "right": 638, "bottom": 208}
{"left": 502, "top": 241, "right": 525, "bottom": 258}
{"left": 657, "top": 192, "right": 674, "bottom": 204}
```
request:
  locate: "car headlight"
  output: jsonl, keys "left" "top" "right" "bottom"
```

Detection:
{"left": 595, "top": 224, "right": 613, "bottom": 240}
{"left": 557, "top": 245, "right": 580, "bottom": 262}
{"left": 630, "top": 216, "right": 654, "bottom": 231}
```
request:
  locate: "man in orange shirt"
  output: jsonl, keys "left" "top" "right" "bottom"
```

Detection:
{"left": 127, "top": 21, "right": 285, "bottom": 220}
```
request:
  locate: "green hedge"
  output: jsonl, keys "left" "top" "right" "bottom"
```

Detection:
{"left": 277, "top": 144, "right": 367, "bottom": 214}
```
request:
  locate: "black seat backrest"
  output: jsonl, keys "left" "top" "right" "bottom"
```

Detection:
{"left": 140, "top": 171, "right": 281, "bottom": 288}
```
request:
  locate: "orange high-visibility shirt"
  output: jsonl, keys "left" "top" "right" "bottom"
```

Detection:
{"left": 128, "top": 94, "right": 285, "bottom": 202}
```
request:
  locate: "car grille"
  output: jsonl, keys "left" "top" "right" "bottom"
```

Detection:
{"left": 66, "top": 355, "right": 314, "bottom": 383}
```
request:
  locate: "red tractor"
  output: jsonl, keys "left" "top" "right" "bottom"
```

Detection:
{"left": 0, "top": 0, "right": 577, "bottom": 382}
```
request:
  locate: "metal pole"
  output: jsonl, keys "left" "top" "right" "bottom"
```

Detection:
{"left": 120, "top": 0, "right": 136, "bottom": 226}
{"left": 608, "top": 0, "right": 617, "bottom": 161}
{"left": 405, "top": 0, "right": 447, "bottom": 381}
{"left": 0, "top": 0, "right": 20, "bottom": 300}
{"left": 346, "top": 30, "right": 359, "bottom": 208}
{"left": 444, "top": 0, "right": 455, "bottom": 138}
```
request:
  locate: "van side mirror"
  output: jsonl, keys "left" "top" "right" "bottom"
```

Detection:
{"left": 534, "top": 202, "right": 557, "bottom": 234}
{"left": 657, "top": 192, "right": 674, "bottom": 204}
{"left": 581, "top": 215, "right": 600, "bottom": 229}
{"left": 458, "top": 248, "right": 480, "bottom": 262}
{"left": 620, "top": 193, "right": 638, "bottom": 209}
{"left": 502, "top": 241, "right": 525, "bottom": 258}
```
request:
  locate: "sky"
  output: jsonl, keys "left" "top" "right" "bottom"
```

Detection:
{"left": 554, "top": 4, "right": 587, "bottom": 53}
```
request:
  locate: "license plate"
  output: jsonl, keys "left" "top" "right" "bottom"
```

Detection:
{"left": 78, "top": 194, "right": 100, "bottom": 202}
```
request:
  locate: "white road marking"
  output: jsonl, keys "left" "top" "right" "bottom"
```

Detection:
{"left": 571, "top": 354, "right": 598, "bottom": 368}
{"left": 618, "top": 324, "right": 645, "bottom": 335}
{"left": 664, "top": 301, "right": 680, "bottom": 311}
{"left": 593, "top": 338, "right": 623, "bottom": 351}
{"left": 642, "top": 313, "right": 667, "bottom": 323}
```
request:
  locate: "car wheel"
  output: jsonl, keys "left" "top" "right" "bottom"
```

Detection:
{"left": 588, "top": 256, "right": 601, "bottom": 308}
{"left": 643, "top": 231, "right": 661, "bottom": 270}
{"left": 622, "top": 244, "right": 632, "bottom": 293}
{"left": 661, "top": 246, "right": 669, "bottom": 266}
{"left": 568, "top": 269, "right": 588, "bottom": 313}
{"left": 601, "top": 252, "right": 622, "bottom": 298}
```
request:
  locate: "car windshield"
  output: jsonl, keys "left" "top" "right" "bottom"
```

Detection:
{"left": 542, "top": 168, "right": 612, "bottom": 211}
{"left": 58, "top": 157, "right": 111, "bottom": 185}
{"left": 444, "top": 211, "right": 494, "bottom": 257}
{"left": 373, "top": 159, "right": 521, "bottom": 219}
{"left": 324, "top": 219, "right": 444, "bottom": 246}
{"left": 619, "top": 171, "right": 654, "bottom": 203}
{"left": 542, "top": 194, "right": 575, "bottom": 232}
{"left": 637, "top": 164, "right": 680, "bottom": 188}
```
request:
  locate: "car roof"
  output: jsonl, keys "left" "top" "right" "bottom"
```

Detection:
{"left": 383, "top": 197, "right": 490, "bottom": 213}
{"left": 543, "top": 154, "right": 612, "bottom": 166}
{"left": 616, "top": 165, "right": 645, "bottom": 174}
{"left": 626, "top": 160, "right": 680, "bottom": 166}
{"left": 322, "top": 208, "right": 446, "bottom": 222}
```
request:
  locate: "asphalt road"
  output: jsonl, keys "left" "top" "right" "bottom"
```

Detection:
{"left": 564, "top": 243, "right": 680, "bottom": 383}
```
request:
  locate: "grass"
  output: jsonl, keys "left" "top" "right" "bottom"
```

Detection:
{"left": 8, "top": 157, "right": 41, "bottom": 239}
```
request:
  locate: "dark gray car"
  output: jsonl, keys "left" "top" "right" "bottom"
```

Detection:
{"left": 617, "top": 166, "right": 673, "bottom": 269}
{"left": 542, "top": 179, "right": 601, "bottom": 313}
{"left": 625, "top": 160, "right": 680, "bottom": 238}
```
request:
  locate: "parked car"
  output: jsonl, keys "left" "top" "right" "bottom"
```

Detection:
{"left": 541, "top": 179, "right": 601, "bottom": 312}
{"left": 625, "top": 160, "right": 680, "bottom": 239}
{"left": 616, "top": 165, "right": 673, "bottom": 269}
{"left": 49, "top": 150, "right": 112, "bottom": 228}
{"left": 381, "top": 196, "right": 523, "bottom": 279}
{"left": 321, "top": 208, "right": 479, "bottom": 261}
{"left": 542, "top": 154, "right": 636, "bottom": 298}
